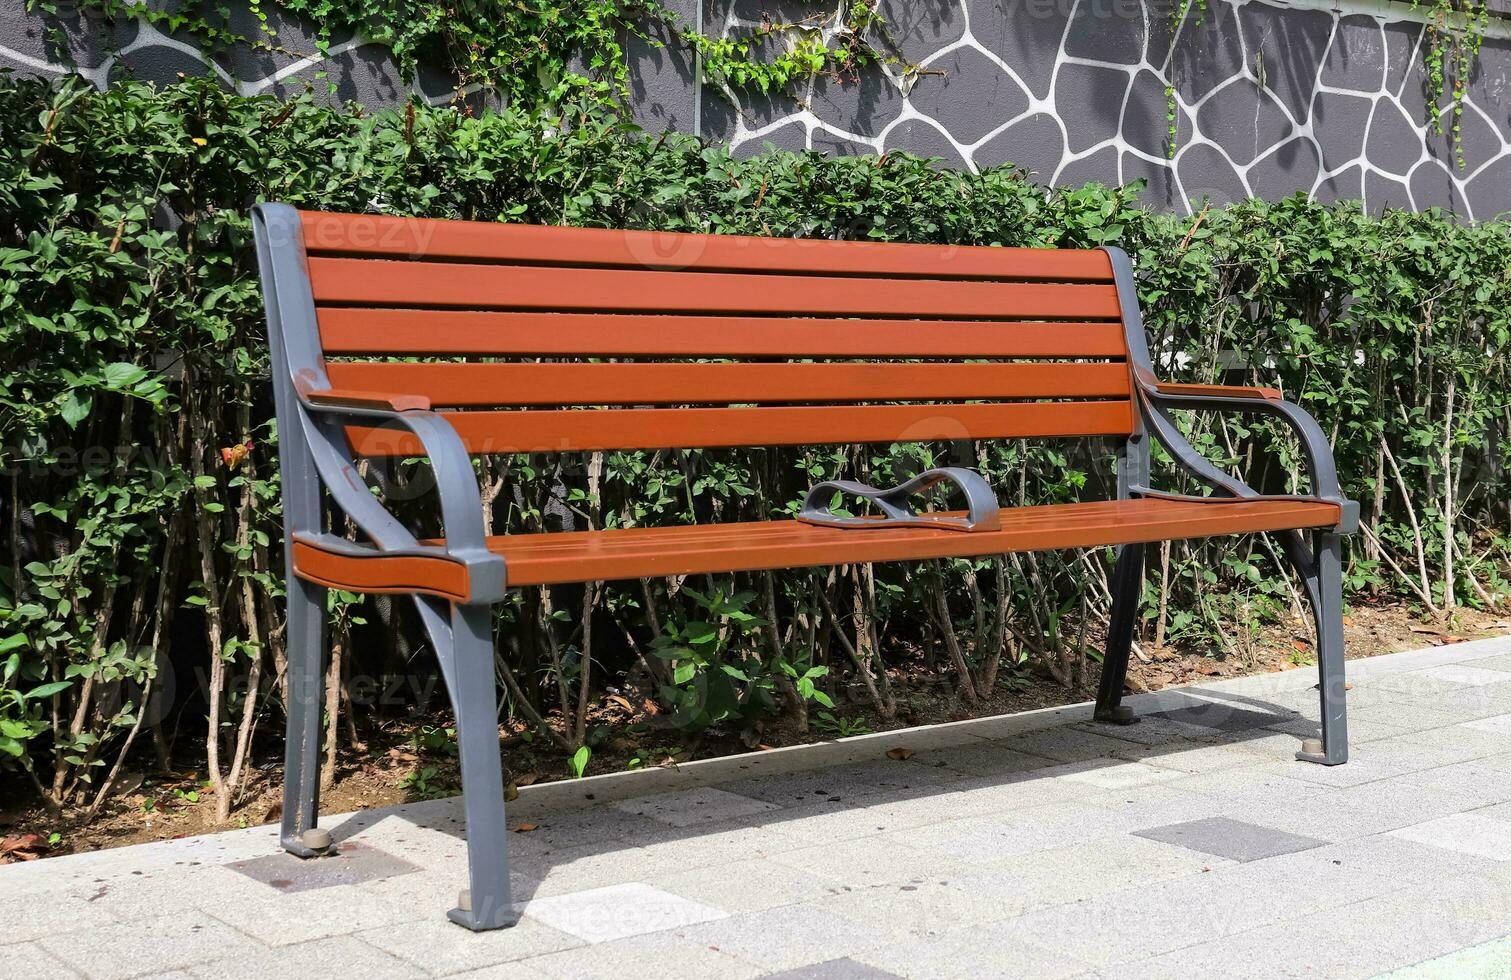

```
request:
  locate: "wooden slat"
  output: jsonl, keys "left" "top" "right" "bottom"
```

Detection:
{"left": 307, "top": 258, "right": 1124, "bottom": 320}
{"left": 291, "top": 540, "right": 470, "bottom": 602}
{"left": 324, "top": 362, "right": 1133, "bottom": 407}
{"left": 485, "top": 498, "right": 1339, "bottom": 585}
{"left": 299, "top": 211, "right": 1116, "bottom": 282}
{"left": 294, "top": 498, "right": 1336, "bottom": 591}
{"left": 344, "top": 401, "right": 1134, "bottom": 455}
{"left": 317, "top": 310, "right": 1131, "bottom": 358}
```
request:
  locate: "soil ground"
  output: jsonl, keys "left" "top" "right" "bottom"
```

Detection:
{"left": 3, "top": 599, "right": 1508, "bottom": 863}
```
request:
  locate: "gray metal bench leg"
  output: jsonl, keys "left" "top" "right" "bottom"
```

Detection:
{"left": 281, "top": 576, "right": 332, "bottom": 856}
{"left": 443, "top": 603, "right": 518, "bottom": 931}
{"left": 1095, "top": 541, "right": 1144, "bottom": 725}
{"left": 1296, "top": 532, "right": 1348, "bottom": 765}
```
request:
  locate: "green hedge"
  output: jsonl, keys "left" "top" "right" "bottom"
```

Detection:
{"left": 2, "top": 76, "right": 1508, "bottom": 809}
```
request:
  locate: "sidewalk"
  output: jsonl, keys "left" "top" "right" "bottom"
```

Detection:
{"left": 5, "top": 635, "right": 1511, "bottom": 979}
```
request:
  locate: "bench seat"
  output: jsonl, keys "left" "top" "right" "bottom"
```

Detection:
{"left": 291, "top": 497, "right": 1340, "bottom": 596}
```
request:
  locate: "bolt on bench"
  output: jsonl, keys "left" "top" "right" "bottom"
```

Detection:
{"left": 252, "top": 204, "right": 1358, "bottom": 930}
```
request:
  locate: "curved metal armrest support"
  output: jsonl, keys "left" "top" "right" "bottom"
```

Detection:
{"left": 797, "top": 467, "right": 1002, "bottom": 532}
{"left": 300, "top": 398, "right": 506, "bottom": 603}
{"left": 1141, "top": 386, "right": 1359, "bottom": 533}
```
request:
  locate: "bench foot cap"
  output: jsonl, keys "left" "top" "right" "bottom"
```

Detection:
{"left": 1094, "top": 705, "right": 1139, "bottom": 726}
{"left": 1295, "top": 738, "right": 1346, "bottom": 766}
{"left": 280, "top": 828, "right": 333, "bottom": 858}
{"left": 448, "top": 892, "right": 519, "bottom": 932}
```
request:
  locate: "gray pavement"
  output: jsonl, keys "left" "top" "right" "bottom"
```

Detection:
{"left": 5, "top": 636, "right": 1511, "bottom": 979}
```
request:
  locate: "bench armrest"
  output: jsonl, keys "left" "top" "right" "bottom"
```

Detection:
{"left": 1138, "top": 381, "right": 1359, "bottom": 533}
{"left": 299, "top": 397, "right": 506, "bottom": 603}
{"left": 305, "top": 388, "right": 432, "bottom": 413}
{"left": 1151, "top": 382, "right": 1282, "bottom": 402}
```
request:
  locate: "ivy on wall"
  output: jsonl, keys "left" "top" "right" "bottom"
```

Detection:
{"left": 26, "top": 0, "right": 917, "bottom": 112}
{"left": 1417, "top": 0, "right": 1492, "bottom": 168}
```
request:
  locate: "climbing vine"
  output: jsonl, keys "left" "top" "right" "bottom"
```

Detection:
{"left": 1165, "top": 0, "right": 1208, "bottom": 158}
{"left": 681, "top": 0, "right": 922, "bottom": 98}
{"left": 27, "top": 0, "right": 915, "bottom": 112}
{"left": 1416, "top": 0, "right": 1491, "bottom": 169}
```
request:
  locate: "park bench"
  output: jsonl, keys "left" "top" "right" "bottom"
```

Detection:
{"left": 251, "top": 204, "right": 1359, "bottom": 930}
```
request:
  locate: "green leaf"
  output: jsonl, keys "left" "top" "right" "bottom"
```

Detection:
{"left": 101, "top": 362, "right": 148, "bottom": 389}
{"left": 59, "top": 390, "right": 91, "bottom": 428}
{"left": 682, "top": 622, "right": 718, "bottom": 646}
{"left": 24, "top": 680, "right": 71, "bottom": 701}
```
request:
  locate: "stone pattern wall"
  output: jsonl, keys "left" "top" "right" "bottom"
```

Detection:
{"left": 3, "top": 0, "right": 1508, "bottom": 218}
{"left": 700, "top": 0, "right": 1511, "bottom": 220}
{"left": 0, "top": 4, "right": 475, "bottom": 107}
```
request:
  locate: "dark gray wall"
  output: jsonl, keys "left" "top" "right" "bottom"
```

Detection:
{"left": 4, "top": 0, "right": 1508, "bottom": 218}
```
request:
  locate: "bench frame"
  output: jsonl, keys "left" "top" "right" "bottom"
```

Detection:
{"left": 252, "top": 203, "right": 1358, "bottom": 931}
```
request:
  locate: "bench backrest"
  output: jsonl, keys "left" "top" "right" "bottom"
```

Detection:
{"left": 287, "top": 210, "right": 1138, "bottom": 456}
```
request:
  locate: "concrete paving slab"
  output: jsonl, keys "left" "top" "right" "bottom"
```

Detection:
{"left": 356, "top": 916, "right": 583, "bottom": 974}
{"left": 0, "top": 941, "right": 84, "bottom": 979}
{"left": 1134, "top": 815, "right": 1326, "bottom": 862}
{"left": 1462, "top": 710, "right": 1511, "bottom": 734}
{"left": 941, "top": 833, "right": 1227, "bottom": 918}
{"left": 519, "top": 882, "right": 726, "bottom": 943}
{"left": 812, "top": 877, "right": 1024, "bottom": 938}
{"left": 888, "top": 801, "right": 1129, "bottom": 865}
{"left": 1419, "top": 664, "right": 1511, "bottom": 686}
{"left": 1258, "top": 778, "right": 1486, "bottom": 841}
{"left": 943, "top": 769, "right": 1093, "bottom": 810}
{"left": 1391, "top": 760, "right": 1511, "bottom": 807}
{"left": 758, "top": 795, "right": 953, "bottom": 844}
{"left": 1110, "top": 915, "right": 1395, "bottom": 980}
{"left": 190, "top": 934, "right": 423, "bottom": 980}
{"left": 768, "top": 835, "right": 973, "bottom": 887}
{"left": 667, "top": 903, "right": 880, "bottom": 971}
{"left": 209, "top": 881, "right": 416, "bottom": 946}
{"left": 37, "top": 911, "right": 264, "bottom": 980}
{"left": 761, "top": 959, "right": 905, "bottom": 980}
{"left": 1381, "top": 934, "right": 1511, "bottom": 978}
{"left": 993, "top": 726, "right": 1148, "bottom": 764}
{"left": 1165, "top": 760, "right": 1329, "bottom": 803}
{"left": 1389, "top": 811, "right": 1511, "bottom": 861}
{"left": 1078, "top": 784, "right": 1239, "bottom": 836}
{"left": 648, "top": 857, "right": 849, "bottom": 914}
{"left": 1054, "top": 759, "right": 1184, "bottom": 790}
{"left": 518, "top": 931, "right": 763, "bottom": 979}
{"left": 610, "top": 786, "right": 780, "bottom": 828}
{"left": 856, "top": 924, "right": 1095, "bottom": 980}
{"left": 1346, "top": 699, "right": 1473, "bottom": 734}
{"left": 925, "top": 741, "right": 1066, "bottom": 777}
{"left": 714, "top": 759, "right": 964, "bottom": 809}
{"left": 0, "top": 889, "right": 122, "bottom": 944}
{"left": 1385, "top": 722, "right": 1511, "bottom": 762}
{"left": 227, "top": 840, "right": 421, "bottom": 893}
{"left": 630, "top": 822, "right": 791, "bottom": 869}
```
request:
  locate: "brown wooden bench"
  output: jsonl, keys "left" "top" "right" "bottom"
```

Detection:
{"left": 252, "top": 205, "right": 1358, "bottom": 930}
